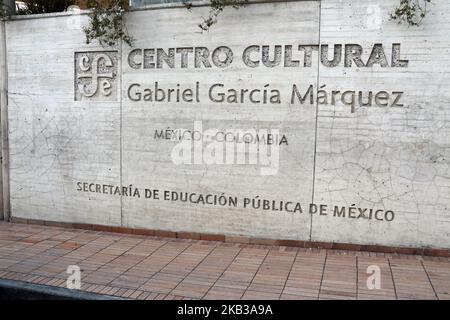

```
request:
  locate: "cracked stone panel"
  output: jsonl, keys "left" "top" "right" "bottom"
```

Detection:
{"left": 120, "top": 2, "right": 319, "bottom": 240}
{"left": 6, "top": 16, "right": 122, "bottom": 226}
{"left": 312, "top": 0, "right": 450, "bottom": 248}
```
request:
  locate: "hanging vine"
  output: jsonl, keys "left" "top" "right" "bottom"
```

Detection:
{"left": 389, "top": 0, "right": 431, "bottom": 26}
{"left": 83, "top": 0, "right": 134, "bottom": 47}
{"left": 197, "top": 0, "right": 249, "bottom": 31}
{"left": 0, "top": 1, "right": 432, "bottom": 45}
{"left": 0, "top": 5, "right": 6, "bottom": 19}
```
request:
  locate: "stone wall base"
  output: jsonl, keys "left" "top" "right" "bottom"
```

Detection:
{"left": 9, "top": 217, "right": 450, "bottom": 257}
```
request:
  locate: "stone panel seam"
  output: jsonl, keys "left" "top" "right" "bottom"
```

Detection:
{"left": 119, "top": 37, "right": 124, "bottom": 227}
{"left": 309, "top": 0, "right": 322, "bottom": 242}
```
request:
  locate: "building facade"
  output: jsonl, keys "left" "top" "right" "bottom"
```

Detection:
{"left": 1, "top": 0, "right": 449, "bottom": 251}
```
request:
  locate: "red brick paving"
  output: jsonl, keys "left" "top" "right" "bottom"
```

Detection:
{"left": 0, "top": 221, "right": 449, "bottom": 300}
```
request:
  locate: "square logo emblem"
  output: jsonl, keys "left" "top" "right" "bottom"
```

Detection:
{"left": 74, "top": 51, "right": 118, "bottom": 101}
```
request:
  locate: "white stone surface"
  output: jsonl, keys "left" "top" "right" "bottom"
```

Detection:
{"left": 4, "top": 0, "right": 450, "bottom": 248}
{"left": 6, "top": 15, "right": 122, "bottom": 226}
{"left": 121, "top": 2, "right": 319, "bottom": 240}
{"left": 312, "top": 0, "right": 450, "bottom": 248}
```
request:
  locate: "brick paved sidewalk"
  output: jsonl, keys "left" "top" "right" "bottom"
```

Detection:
{"left": 0, "top": 221, "right": 449, "bottom": 300}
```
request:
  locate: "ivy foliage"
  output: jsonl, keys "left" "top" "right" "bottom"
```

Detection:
{"left": 197, "top": 0, "right": 249, "bottom": 31}
{"left": 83, "top": 0, "right": 134, "bottom": 47}
{"left": 0, "top": 4, "right": 6, "bottom": 18}
{"left": 16, "top": 0, "right": 76, "bottom": 15}
{"left": 82, "top": 0, "right": 248, "bottom": 47}
{"left": 0, "top": 0, "right": 433, "bottom": 46}
{"left": 390, "top": 0, "right": 431, "bottom": 26}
